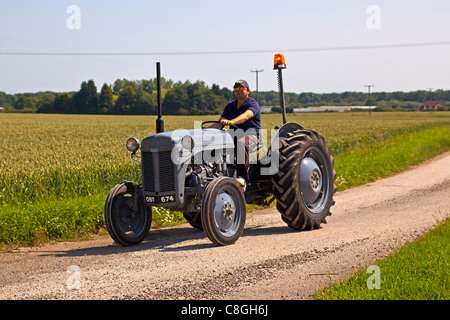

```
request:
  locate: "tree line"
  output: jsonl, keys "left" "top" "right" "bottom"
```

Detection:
{"left": 0, "top": 78, "right": 234, "bottom": 115}
{"left": 1, "top": 78, "right": 449, "bottom": 114}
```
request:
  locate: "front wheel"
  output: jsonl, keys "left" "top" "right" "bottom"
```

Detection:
{"left": 201, "top": 177, "right": 246, "bottom": 246}
{"left": 104, "top": 182, "right": 152, "bottom": 246}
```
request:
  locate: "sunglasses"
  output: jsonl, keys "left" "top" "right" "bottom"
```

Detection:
{"left": 234, "top": 87, "right": 247, "bottom": 91}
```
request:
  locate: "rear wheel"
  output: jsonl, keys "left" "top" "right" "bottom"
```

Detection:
{"left": 183, "top": 211, "right": 203, "bottom": 230}
{"left": 201, "top": 177, "right": 246, "bottom": 245}
{"left": 272, "top": 130, "right": 336, "bottom": 230}
{"left": 104, "top": 182, "right": 152, "bottom": 246}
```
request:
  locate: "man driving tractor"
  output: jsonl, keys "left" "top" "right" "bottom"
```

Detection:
{"left": 210, "top": 80, "right": 261, "bottom": 189}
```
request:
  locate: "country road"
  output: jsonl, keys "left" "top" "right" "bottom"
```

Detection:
{"left": 0, "top": 151, "right": 449, "bottom": 300}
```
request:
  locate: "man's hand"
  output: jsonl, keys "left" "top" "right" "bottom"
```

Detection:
{"left": 220, "top": 118, "right": 233, "bottom": 126}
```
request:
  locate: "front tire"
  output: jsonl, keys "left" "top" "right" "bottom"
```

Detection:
{"left": 104, "top": 182, "right": 152, "bottom": 246}
{"left": 201, "top": 177, "right": 246, "bottom": 246}
{"left": 272, "top": 130, "right": 336, "bottom": 230}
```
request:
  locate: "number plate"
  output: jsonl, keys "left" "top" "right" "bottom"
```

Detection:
{"left": 145, "top": 195, "right": 175, "bottom": 204}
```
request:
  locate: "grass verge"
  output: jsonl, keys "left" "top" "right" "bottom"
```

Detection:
{"left": 334, "top": 126, "right": 450, "bottom": 190}
{"left": 0, "top": 195, "right": 105, "bottom": 250}
{"left": 0, "top": 195, "right": 184, "bottom": 250}
{"left": 314, "top": 218, "right": 449, "bottom": 300}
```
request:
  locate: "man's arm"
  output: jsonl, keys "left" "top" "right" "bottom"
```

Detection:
{"left": 209, "top": 110, "right": 254, "bottom": 128}
{"left": 221, "top": 110, "right": 254, "bottom": 126}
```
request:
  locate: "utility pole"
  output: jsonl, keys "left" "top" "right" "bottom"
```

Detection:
{"left": 427, "top": 88, "right": 434, "bottom": 113}
{"left": 251, "top": 69, "right": 264, "bottom": 105}
{"left": 365, "top": 84, "right": 374, "bottom": 116}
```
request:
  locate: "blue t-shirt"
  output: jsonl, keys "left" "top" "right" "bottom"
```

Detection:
{"left": 221, "top": 97, "right": 261, "bottom": 136}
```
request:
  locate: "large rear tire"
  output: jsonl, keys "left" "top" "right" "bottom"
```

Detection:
{"left": 104, "top": 182, "right": 152, "bottom": 246}
{"left": 272, "top": 130, "right": 336, "bottom": 230}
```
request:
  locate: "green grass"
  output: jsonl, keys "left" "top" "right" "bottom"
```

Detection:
{"left": 0, "top": 195, "right": 185, "bottom": 249}
{"left": 315, "top": 218, "right": 449, "bottom": 300}
{"left": 0, "top": 195, "right": 105, "bottom": 249}
{"left": 334, "top": 126, "right": 450, "bottom": 190}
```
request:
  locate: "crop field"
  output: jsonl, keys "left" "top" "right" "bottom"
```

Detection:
{"left": 1, "top": 112, "right": 450, "bottom": 247}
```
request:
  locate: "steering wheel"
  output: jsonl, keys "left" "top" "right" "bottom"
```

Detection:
{"left": 201, "top": 121, "right": 240, "bottom": 131}
{"left": 201, "top": 121, "right": 224, "bottom": 130}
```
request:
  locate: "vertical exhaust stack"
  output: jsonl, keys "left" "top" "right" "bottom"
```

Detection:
{"left": 273, "top": 53, "right": 287, "bottom": 125}
{"left": 156, "top": 62, "right": 164, "bottom": 133}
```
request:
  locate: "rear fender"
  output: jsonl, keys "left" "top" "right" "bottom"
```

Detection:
{"left": 259, "top": 122, "right": 304, "bottom": 176}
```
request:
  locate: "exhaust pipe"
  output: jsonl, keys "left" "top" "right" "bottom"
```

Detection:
{"left": 156, "top": 62, "right": 164, "bottom": 133}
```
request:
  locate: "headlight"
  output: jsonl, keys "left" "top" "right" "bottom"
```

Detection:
{"left": 181, "top": 135, "right": 194, "bottom": 151}
{"left": 126, "top": 137, "right": 140, "bottom": 153}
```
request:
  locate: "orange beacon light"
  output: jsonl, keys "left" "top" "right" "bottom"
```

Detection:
{"left": 273, "top": 53, "right": 287, "bottom": 124}
{"left": 273, "top": 53, "right": 286, "bottom": 69}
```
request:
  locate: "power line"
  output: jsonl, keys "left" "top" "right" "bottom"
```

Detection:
{"left": 1, "top": 40, "right": 450, "bottom": 56}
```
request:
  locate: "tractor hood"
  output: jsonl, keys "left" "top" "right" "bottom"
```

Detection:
{"left": 141, "top": 128, "right": 235, "bottom": 154}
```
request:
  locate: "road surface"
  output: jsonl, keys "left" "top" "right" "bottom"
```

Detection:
{"left": 0, "top": 151, "right": 449, "bottom": 300}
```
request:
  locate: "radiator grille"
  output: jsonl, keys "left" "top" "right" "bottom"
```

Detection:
{"left": 142, "top": 152, "right": 155, "bottom": 192}
{"left": 142, "top": 150, "right": 175, "bottom": 193}
{"left": 158, "top": 151, "right": 175, "bottom": 192}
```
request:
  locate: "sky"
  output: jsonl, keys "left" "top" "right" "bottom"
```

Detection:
{"left": 1, "top": 0, "right": 450, "bottom": 94}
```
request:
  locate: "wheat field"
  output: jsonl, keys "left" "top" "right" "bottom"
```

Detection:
{"left": 1, "top": 112, "right": 450, "bottom": 207}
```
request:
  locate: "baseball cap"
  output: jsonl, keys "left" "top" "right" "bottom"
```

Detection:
{"left": 233, "top": 80, "right": 250, "bottom": 90}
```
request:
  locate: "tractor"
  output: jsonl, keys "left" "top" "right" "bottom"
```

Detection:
{"left": 104, "top": 54, "right": 336, "bottom": 246}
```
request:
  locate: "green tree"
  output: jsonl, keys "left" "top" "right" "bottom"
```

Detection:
{"left": 15, "top": 96, "right": 36, "bottom": 110}
{"left": 135, "top": 91, "right": 158, "bottom": 115}
{"left": 72, "top": 80, "right": 98, "bottom": 114}
{"left": 187, "top": 81, "right": 209, "bottom": 113}
{"left": 114, "top": 85, "right": 136, "bottom": 114}
{"left": 365, "top": 97, "right": 377, "bottom": 107}
{"left": 36, "top": 93, "right": 55, "bottom": 113}
{"left": 53, "top": 92, "right": 72, "bottom": 114}
{"left": 99, "top": 83, "right": 114, "bottom": 114}
{"left": 163, "top": 82, "right": 189, "bottom": 114}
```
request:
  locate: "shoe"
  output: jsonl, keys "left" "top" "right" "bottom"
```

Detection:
{"left": 235, "top": 176, "right": 247, "bottom": 192}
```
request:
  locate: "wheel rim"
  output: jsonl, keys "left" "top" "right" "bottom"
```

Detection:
{"left": 213, "top": 190, "right": 242, "bottom": 237}
{"left": 113, "top": 194, "right": 147, "bottom": 239}
{"left": 299, "top": 147, "right": 329, "bottom": 214}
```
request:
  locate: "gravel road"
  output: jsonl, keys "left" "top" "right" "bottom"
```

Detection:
{"left": 0, "top": 152, "right": 449, "bottom": 300}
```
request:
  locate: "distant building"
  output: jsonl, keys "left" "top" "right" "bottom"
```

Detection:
{"left": 260, "top": 106, "right": 273, "bottom": 113}
{"left": 418, "top": 100, "right": 445, "bottom": 111}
